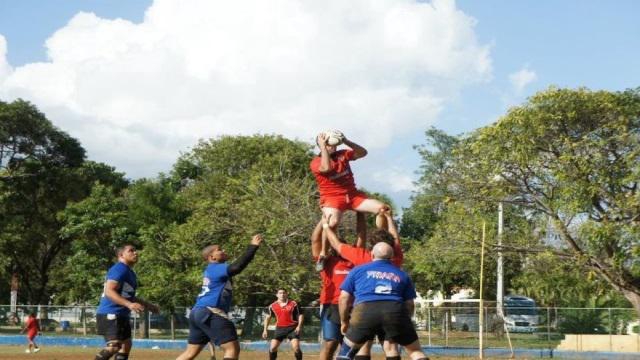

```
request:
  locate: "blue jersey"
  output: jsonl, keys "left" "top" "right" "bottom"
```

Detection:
{"left": 193, "top": 263, "right": 234, "bottom": 312}
{"left": 96, "top": 262, "right": 137, "bottom": 316}
{"left": 340, "top": 260, "right": 416, "bottom": 306}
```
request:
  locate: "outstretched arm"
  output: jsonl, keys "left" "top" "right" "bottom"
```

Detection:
{"left": 383, "top": 209, "right": 400, "bottom": 246}
{"left": 228, "top": 234, "right": 262, "bottom": 276}
{"left": 343, "top": 137, "right": 367, "bottom": 160}
{"left": 324, "top": 224, "right": 344, "bottom": 255}
{"left": 355, "top": 212, "right": 367, "bottom": 248}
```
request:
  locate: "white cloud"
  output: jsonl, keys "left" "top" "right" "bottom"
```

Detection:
{"left": 509, "top": 66, "right": 537, "bottom": 93}
{"left": 371, "top": 167, "right": 416, "bottom": 193}
{"left": 0, "top": 0, "right": 491, "bottom": 178}
{"left": 0, "top": 35, "right": 12, "bottom": 83}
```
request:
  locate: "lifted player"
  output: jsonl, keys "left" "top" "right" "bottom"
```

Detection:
{"left": 310, "top": 131, "right": 389, "bottom": 269}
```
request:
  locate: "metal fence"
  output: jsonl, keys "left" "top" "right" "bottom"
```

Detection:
{"left": 1, "top": 305, "right": 638, "bottom": 349}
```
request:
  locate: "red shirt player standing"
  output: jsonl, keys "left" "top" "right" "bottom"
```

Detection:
{"left": 262, "top": 289, "right": 304, "bottom": 360}
{"left": 310, "top": 131, "right": 389, "bottom": 269}
{"left": 21, "top": 312, "right": 41, "bottom": 353}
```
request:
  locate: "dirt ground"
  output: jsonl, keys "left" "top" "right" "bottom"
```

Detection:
{"left": 0, "top": 345, "right": 495, "bottom": 360}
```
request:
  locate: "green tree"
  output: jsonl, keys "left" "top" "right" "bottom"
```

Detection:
{"left": 0, "top": 99, "right": 126, "bottom": 304}
{"left": 459, "top": 87, "right": 640, "bottom": 314}
{"left": 54, "top": 183, "right": 135, "bottom": 304}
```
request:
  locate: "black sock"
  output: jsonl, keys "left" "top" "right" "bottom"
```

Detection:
{"left": 355, "top": 356, "right": 371, "bottom": 360}
{"left": 386, "top": 357, "right": 401, "bottom": 360}
{"left": 269, "top": 352, "right": 278, "bottom": 360}
{"left": 295, "top": 350, "right": 303, "bottom": 360}
{"left": 95, "top": 349, "right": 115, "bottom": 360}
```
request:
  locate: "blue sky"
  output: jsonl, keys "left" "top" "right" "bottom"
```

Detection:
{"left": 0, "top": 0, "right": 638, "bottom": 210}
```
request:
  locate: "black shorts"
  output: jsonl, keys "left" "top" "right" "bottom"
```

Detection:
{"left": 273, "top": 325, "right": 299, "bottom": 341}
{"left": 188, "top": 307, "right": 238, "bottom": 346}
{"left": 346, "top": 301, "right": 418, "bottom": 346}
{"left": 96, "top": 314, "right": 132, "bottom": 341}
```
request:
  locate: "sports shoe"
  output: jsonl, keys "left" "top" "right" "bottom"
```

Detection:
{"left": 25, "top": 349, "right": 31, "bottom": 353}
{"left": 34, "top": 347, "right": 41, "bottom": 353}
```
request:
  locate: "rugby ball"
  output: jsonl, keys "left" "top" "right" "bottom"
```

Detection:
{"left": 324, "top": 130, "right": 344, "bottom": 146}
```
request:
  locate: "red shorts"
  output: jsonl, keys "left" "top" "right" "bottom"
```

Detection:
{"left": 27, "top": 332, "right": 37, "bottom": 341}
{"left": 320, "top": 191, "right": 368, "bottom": 211}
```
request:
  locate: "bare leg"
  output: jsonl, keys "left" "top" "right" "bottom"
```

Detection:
{"left": 319, "top": 340, "right": 339, "bottom": 360}
{"left": 403, "top": 339, "right": 428, "bottom": 360}
{"left": 220, "top": 340, "right": 240, "bottom": 359}
{"left": 317, "top": 208, "right": 341, "bottom": 271}
{"left": 176, "top": 344, "right": 204, "bottom": 360}
{"left": 353, "top": 199, "right": 388, "bottom": 229}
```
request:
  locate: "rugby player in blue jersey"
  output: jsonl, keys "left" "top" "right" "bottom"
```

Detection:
{"left": 176, "top": 234, "right": 263, "bottom": 360}
{"left": 337, "top": 242, "right": 429, "bottom": 360}
{"left": 94, "top": 244, "right": 159, "bottom": 360}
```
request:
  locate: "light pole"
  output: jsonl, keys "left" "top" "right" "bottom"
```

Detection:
{"left": 497, "top": 201, "right": 504, "bottom": 316}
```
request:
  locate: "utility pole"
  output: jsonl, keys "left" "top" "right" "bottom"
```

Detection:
{"left": 497, "top": 201, "right": 504, "bottom": 316}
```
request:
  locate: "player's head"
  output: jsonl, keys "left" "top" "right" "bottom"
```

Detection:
{"left": 116, "top": 244, "right": 138, "bottom": 265}
{"left": 368, "top": 229, "right": 394, "bottom": 248}
{"left": 202, "top": 244, "right": 227, "bottom": 263}
{"left": 276, "top": 288, "right": 288, "bottom": 301}
{"left": 372, "top": 242, "right": 394, "bottom": 260}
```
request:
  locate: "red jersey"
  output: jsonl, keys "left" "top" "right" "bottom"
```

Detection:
{"left": 25, "top": 317, "right": 39, "bottom": 335}
{"left": 310, "top": 149, "right": 357, "bottom": 198}
{"left": 268, "top": 300, "right": 300, "bottom": 328}
{"left": 338, "top": 243, "right": 404, "bottom": 267}
{"left": 319, "top": 255, "right": 354, "bottom": 304}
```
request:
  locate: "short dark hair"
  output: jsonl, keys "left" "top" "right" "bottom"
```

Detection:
{"left": 369, "top": 229, "right": 394, "bottom": 248}
{"left": 116, "top": 244, "right": 136, "bottom": 257}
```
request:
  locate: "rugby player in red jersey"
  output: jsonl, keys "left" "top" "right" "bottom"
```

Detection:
{"left": 21, "top": 312, "right": 41, "bottom": 353}
{"left": 311, "top": 215, "right": 368, "bottom": 360}
{"left": 310, "top": 132, "right": 389, "bottom": 270}
{"left": 324, "top": 208, "right": 404, "bottom": 360}
{"left": 262, "top": 289, "right": 304, "bottom": 360}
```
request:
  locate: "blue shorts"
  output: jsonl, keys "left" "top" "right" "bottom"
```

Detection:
{"left": 187, "top": 307, "right": 238, "bottom": 346}
{"left": 320, "top": 304, "right": 343, "bottom": 342}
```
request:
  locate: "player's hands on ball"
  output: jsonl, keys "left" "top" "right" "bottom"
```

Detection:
{"left": 317, "top": 133, "right": 328, "bottom": 148}
{"left": 251, "top": 234, "right": 263, "bottom": 246}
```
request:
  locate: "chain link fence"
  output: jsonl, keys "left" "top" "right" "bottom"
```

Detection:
{"left": 1, "top": 304, "right": 638, "bottom": 349}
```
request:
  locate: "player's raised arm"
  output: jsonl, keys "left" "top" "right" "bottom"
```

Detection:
{"left": 228, "top": 234, "right": 262, "bottom": 276}
{"left": 317, "top": 133, "right": 333, "bottom": 173}
{"left": 323, "top": 224, "right": 344, "bottom": 255}
{"left": 342, "top": 136, "right": 367, "bottom": 160}
{"left": 383, "top": 208, "right": 400, "bottom": 245}
{"left": 355, "top": 212, "right": 367, "bottom": 248}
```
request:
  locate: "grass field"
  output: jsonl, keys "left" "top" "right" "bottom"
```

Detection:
{"left": 0, "top": 345, "right": 534, "bottom": 360}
